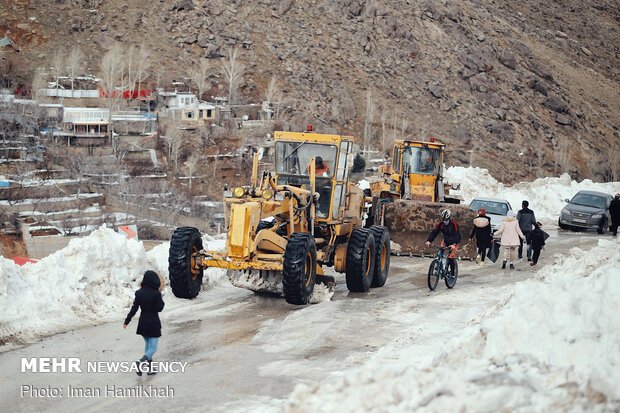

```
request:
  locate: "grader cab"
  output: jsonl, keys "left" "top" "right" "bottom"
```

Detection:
{"left": 367, "top": 139, "right": 477, "bottom": 258}
{"left": 168, "top": 130, "right": 391, "bottom": 304}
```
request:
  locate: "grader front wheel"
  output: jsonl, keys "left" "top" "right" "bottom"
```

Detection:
{"left": 282, "top": 233, "right": 317, "bottom": 305}
{"left": 169, "top": 227, "right": 204, "bottom": 299}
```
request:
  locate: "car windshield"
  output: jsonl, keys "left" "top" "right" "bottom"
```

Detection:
{"left": 570, "top": 194, "right": 607, "bottom": 209}
{"left": 275, "top": 141, "right": 338, "bottom": 178}
{"left": 469, "top": 199, "right": 510, "bottom": 216}
{"left": 401, "top": 146, "right": 441, "bottom": 175}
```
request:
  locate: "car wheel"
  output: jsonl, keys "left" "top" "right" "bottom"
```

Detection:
{"left": 558, "top": 218, "right": 569, "bottom": 230}
{"left": 597, "top": 217, "right": 608, "bottom": 234}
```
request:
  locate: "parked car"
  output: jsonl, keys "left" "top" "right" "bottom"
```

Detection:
{"left": 468, "top": 197, "right": 513, "bottom": 232}
{"left": 558, "top": 190, "right": 612, "bottom": 234}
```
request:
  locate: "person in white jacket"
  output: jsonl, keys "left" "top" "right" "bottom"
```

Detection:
{"left": 494, "top": 210, "right": 525, "bottom": 269}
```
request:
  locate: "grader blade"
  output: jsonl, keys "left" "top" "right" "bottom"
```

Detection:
{"left": 227, "top": 270, "right": 283, "bottom": 295}
{"left": 382, "top": 200, "right": 478, "bottom": 259}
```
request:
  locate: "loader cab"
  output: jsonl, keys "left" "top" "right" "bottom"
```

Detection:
{"left": 274, "top": 131, "right": 354, "bottom": 221}
{"left": 393, "top": 139, "right": 445, "bottom": 202}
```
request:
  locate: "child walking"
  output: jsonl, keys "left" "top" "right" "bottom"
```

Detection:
{"left": 123, "top": 270, "right": 165, "bottom": 376}
{"left": 529, "top": 222, "right": 546, "bottom": 268}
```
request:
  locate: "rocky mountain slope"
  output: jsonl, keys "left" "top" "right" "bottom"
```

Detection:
{"left": 2, "top": 0, "right": 618, "bottom": 182}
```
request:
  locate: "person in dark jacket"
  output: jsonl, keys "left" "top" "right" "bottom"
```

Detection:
{"left": 468, "top": 208, "right": 493, "bottom": 266}
{"left": 426, "top": 209, "right": 461, "bottom": 277}
{"left": 529, "top": 222, "right": 546, "bottom": 268}
{"left": 517, "top": 200, "right": 536, "bottom": 260}
{"left": 610, "top": 193, "right": 620, "bottom": 236}
{"left": 124, "top": 270, "right": 165, "bottom": 376}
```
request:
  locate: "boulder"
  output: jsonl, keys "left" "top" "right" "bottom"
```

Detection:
{"left": 499, "top": 50, "right": 517, "bottom": 69}
{"left": 543, "top": 94, "right": 568, "bottom": 113}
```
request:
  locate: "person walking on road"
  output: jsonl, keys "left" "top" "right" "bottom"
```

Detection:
{"left": 468, "top": 208, "right": 493, "bottom": 266}
{"left": 529, "top": 222, "right": 546, "bottom": 268}
{"left": 610, "top": 193, "right": 620, "bottom": 236}
{"left": 425, "top": 209, "right": 461, "bottom": 277}
{"left": 517, "top": 200, "right": 536, "bottom": 260}
{"left": 124, "top": 270, "right": 165, "bottom": 376}
{"left": 494, "top": 210, "right": 525, "bottom": 269}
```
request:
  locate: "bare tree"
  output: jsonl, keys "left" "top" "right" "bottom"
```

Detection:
{"left": 100, "top": 44, "right": 126, "bottom": 149}
{"left": 220, "top": 47, "right": 245, "bottom": 105}
{"left": 363, "top": 90, "right": 375, "bottom": 161}
{"left": 65, "top": 151, "right": 88, "bottom": 196}
{"left": 51, "top": 50, "right": 65, "bottom": 91}
{"left": 400, "top": 115, "right": 409, "bottom": 139}
{"left": 32, "top": 67, "right": 48, "bottom": 102}
{"left": 185, "top": 153, "right": 201, "bottom": 195}
{"left": 188, "top": 59, "right": 210, "bottom": 101}
{"left": 380, "top": 107, "right": 389, "bottom": 153}
{"left": 136, "top": 44, "right": 151, "bottom": 96}
{"left": 536, "top": 129, "right": 545, "bottom": 178}
{"left": 67, "top": 47, "right": 84, "bottom": 94}
{"left": 553, "top": 136, "right": 572, "bottom": 175}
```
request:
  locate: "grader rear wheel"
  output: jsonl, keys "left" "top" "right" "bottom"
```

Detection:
{"left": 345, "top": 228, "right": 376, "bottom": 292}
{"left": 282, "top": 233, "right": 317, "bottom": 305}
{"left": 168, "top": 227, "right": 203, "bottom": 299}
{"left": 369, "top": 225, "right": 390, "bottom": 288}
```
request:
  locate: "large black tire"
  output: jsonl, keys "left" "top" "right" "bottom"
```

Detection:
{"left": 282, "top": 233, "right": 317, "bottom": 305}
{"left": 345, "top": 228, "right": 376, "bottom": 292}
{"left": 445, "top": 260, "right": 458, "bottom": 289}
{"left": 169, "top": 227, "right": 204, "bottom": 299}
{"left": 597, "top": 217, "right": 608, "bottom": 234}
{"left": 370, "top": 225, "right": 390, "bottom": 288}
{"left": 427, "top": 259, "right": 440, "bottom": 291}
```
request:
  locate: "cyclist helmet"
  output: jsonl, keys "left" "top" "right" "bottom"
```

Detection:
{"left": 441, "top": 209, "right": 451, "bottom": 221}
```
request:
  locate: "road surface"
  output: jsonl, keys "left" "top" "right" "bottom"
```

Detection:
{"left": 0, "top": 229, "right": 603, "bottom": 412}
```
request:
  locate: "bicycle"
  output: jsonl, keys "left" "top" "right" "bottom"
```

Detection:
{"left": 427, "top": 244, "right": 458, "bottom": 290}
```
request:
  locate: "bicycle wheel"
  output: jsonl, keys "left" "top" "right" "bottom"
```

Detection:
{"left": 427, "top": 259, "right": 440, "bottom": 290}
{"left": 445, "top": 260, "right": 458, "bottom": 289}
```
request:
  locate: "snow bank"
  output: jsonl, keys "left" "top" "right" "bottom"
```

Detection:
{"left": 0, "top": 228, "right": 228, "bottom": 344}
{"left": 445, "top": 167, "right": 620, "bottom": 225}
{"left": 283, "top": 239, "right": 620, "bottom": 412}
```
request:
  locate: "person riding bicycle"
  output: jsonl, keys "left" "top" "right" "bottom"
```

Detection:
{"left": 425, "top": 209, "right": 461, "bottom": 276}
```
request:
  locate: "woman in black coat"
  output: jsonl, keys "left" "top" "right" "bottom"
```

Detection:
{"left": 123, "top": 270, "right": 165, "bottom": 375}
{"left": 468, "top": 209, "right": 493, "bottom": 265}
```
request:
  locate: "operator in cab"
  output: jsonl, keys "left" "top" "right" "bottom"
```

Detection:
{"left": 309, "top": 156, "right": 330, "bottom": 177}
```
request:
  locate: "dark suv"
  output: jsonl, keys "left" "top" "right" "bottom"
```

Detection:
{"left": 558, "top": 190, "right": 612, "bottom": 234}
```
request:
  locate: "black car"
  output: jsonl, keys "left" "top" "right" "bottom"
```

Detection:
{"left": 558, "top": 190, "right": 612, "bottom": 234}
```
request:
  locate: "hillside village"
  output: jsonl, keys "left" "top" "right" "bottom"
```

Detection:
{"left": 0, "top": 54, "right": 293, "bottom": 257}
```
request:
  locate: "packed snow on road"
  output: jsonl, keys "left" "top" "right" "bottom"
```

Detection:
{"left": 1, "top": 167, "right": 618, "bottom": 412}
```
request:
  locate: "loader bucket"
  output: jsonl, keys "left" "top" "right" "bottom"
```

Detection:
{"left": 382, "top": 200, "right": 478, "bottom": 259}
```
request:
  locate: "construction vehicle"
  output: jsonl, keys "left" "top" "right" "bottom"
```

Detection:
{"left": 168, "top": 129, "right": 391, "bottom": 304}
{"left": 366, "top": 138, "right": 477, "bottom": 258}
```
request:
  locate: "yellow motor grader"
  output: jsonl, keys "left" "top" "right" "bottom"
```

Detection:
{"left": 168, "top": 130, "right": 391, "bottom": 304}
{"left": 366, "top": 139, "right": 477, "bottom": 258}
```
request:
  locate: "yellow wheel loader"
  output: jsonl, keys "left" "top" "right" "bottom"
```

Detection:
{"left": 367, "top": 139, "right": 477, "bottom": 258}
{"left": 168, "top": 130, "right": 391, "bottom": 304}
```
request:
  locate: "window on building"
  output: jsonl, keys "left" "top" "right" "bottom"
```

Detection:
{"left": 187, "top": 111, "right": 193, "bottom": 119}
{"left": 207, "top": 109, "right": 212, "bottom": 117}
